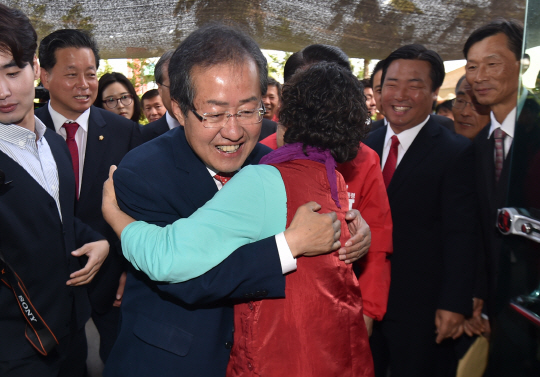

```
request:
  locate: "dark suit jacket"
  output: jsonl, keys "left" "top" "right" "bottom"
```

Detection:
{"left": 141, "top": 114, "right": 170, "bottom": 142}
{"left": 104, "top": 127, "right": 285, "bottom": 377}
{"left": 371, "top": 114, "right": 455, "bottom": 133}
{"left": 364, "top": 116, "right": 477, "bottom": 323}
{"left": 474, "top": 95, "right": 540, "bottom": 316}
{"left": 0, "top": 129, "right": 103, "bottom": 361}
{"left": 259, "top": 118, "right": 278, "bottom": 141}
{"left": 35, "top": 105, "right": 142, "bottom": 313}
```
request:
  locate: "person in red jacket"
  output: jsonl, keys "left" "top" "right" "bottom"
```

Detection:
{"left": 261, "top": 44, "right": 393, "bottom": 335}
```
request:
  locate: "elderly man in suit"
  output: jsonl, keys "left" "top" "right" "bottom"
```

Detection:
{"left": 365, "top": 44, "right": 477, "bottom": 377}
{"left": 35, "top": 29, "right": 141, "bottom": 363}
{"left": 104, "top": 23, "right": 370, "bottom": 377}
{"left": 0, "top": 5, "right": 108, "bottom": 376}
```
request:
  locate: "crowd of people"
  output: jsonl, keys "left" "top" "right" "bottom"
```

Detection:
{"left": 0, "top": 2, "right": 530, "bottom": 377}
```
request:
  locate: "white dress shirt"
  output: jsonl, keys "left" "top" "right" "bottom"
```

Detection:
{"left": 206, "top": 166, "right": 297, "bottom": 274}
{"left": 0, "top": 116, "right": 62, "bottom": 220}
{"left": 381, "top": 115, "right": 430, "bottom": 170}
{"left": 166, "top": 111, "right": 181, "bottom": 130}
{"left": 487, "top": 107, "right": 516, "bottom": 160}
{"left": 48, "top": 102, "right": 89, "bottom": 195}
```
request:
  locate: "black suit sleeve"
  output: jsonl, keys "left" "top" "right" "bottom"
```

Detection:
{"left": 438, "top": 142, "right": 478, "bottom": 316}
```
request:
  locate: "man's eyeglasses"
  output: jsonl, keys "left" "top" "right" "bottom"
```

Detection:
{"left": 191, "top": 103, "right": 266, "bottom": 128}
{"left": 103, "top": 94, "right": 133, "bottom": 109}
{"left": 452, "top": 98, "right": 477, "bottom": 112}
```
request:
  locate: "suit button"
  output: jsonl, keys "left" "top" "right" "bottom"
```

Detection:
{"left": 260, "top": 290, "right": 268, "bottom": 297}
{"left": 247, "top": 363, "right": 253, "bottom": 370}
{"left": 225, "top": 341, "right": 233, "bottom": 349}
{"left": 243, "top": 293, "right": 253, "bottom": 299}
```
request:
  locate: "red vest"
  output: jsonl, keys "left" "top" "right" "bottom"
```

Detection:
{"left": 227, "top": 160, "right": 374, "bottom": 377}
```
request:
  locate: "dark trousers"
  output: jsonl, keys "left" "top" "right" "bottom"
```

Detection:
{"left": 0, "top": 326, "right": 87, "bottom": 377}
{"left": 92, "top": 306, "right": 120, "bottom": 363}
{"left": 370, "top": 318, "right": 458, "bottom": 377}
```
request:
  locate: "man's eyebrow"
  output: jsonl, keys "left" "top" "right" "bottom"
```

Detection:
{"left": 206, "top": 96, "right": 258, "bottom": 106}
{"left": 1, "top": 60, "right": 19, "bottom": 69}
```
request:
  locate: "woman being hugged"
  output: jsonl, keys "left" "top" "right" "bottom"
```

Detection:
{"left": 103, "top": 62, "right": 373, "bottom": 376}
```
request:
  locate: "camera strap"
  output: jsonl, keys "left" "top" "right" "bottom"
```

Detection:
{"left": 0, "top": 249, "right": 58, "bottom": 355}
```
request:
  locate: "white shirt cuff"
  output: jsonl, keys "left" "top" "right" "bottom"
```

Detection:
{"left": 275, "top": 232, "right": 297, "bottom": 274}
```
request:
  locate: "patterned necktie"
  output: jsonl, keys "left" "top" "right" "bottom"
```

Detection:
{"left": 63, "top": 122, "right": 80, "bottom": 199}
{"left": 494, "top": 127, "right": 507, "bottom": 183}
{"left": 214, "top": 171, "right": 236, "bottom": 186}
{"left": 382, "top": 135, "right": 400, "bottom": 189}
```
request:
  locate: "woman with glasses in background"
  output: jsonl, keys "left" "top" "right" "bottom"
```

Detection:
{"left": 95, "top": 72, "right": 142, "bottom": 123}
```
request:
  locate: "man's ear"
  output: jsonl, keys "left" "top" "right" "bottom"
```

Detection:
{"left": 432, "top": 87, "right": 440, "bottom": 102}
{"left": 40, "top": 67, "right": 50, "bottom": 90}
{"left": 171, "top": 100, "right": 186, "bottom": 125}
{"left": 32, "top": 55, "right": 40, "bottom": 80}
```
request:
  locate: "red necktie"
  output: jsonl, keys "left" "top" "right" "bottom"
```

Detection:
{"left": 214, "top": 172, "right": 235, "bottom": 186}
{"left": 382, "top": 135, "right": 400, "bottom": 189}
{"left": 494, "top": 127, "right": 506, "bottom": 183}
{"left": 63, "top": 122, "right": 80, "bottom": 199}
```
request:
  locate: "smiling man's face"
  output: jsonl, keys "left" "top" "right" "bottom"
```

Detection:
{"left": 41, "top": 47, "right": 98, "bottom": 120}
{"left": 174, "top": 59, "right": 262, "bottom": 173}
{"left": 382, "top": 59, "right": 438, "bottom": 133}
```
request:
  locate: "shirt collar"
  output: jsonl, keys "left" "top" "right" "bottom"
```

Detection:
{"left": 48, "top": 101, "right": 90, "bottom": 133}
{"left": 384, "top": 115, "right": 430, "bottom": 151}
{"left": 166, "top": 111, "right": 181, "bottom": 130}
{"left": 0, "top": 116, "right": 47, "bottom": 146}
{"left": 488, "top": 107, "right": 516, "bottom": 139}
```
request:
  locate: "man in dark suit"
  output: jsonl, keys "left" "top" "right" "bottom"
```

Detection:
{"left": 105, "top": 24, "right": 369, "bottom": 377}
{"left": 0, "top": 6, "right": 108, "bottom": 376}
{"left": 463, "top": 19, "right": 534, "bottom": 374}
{"left": 365, "top": 44, "right": 477, "bottom": 377}
{"left": 35, "top": 29, "right": 142, "bottom": 362}
{"left": 141, "top": 50, "right": 180, "bottom": 142}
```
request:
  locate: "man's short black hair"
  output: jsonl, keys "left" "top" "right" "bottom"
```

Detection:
{"left": 282, "top": 62, "right": 368, "bottom": 163}
{"left": 381, "top": 44, "right": 445, "bottom": 92}
{"left": 154, "top": 50, "right": 175, "bottom": 85}
{"left": 370, "top": 59, "right": 385, "bottom": 88}
{"left": 463, "top": 18, "right": 523, "bottom": 61}
{"left": 455, "top": 75, "right": 467, "bottom": 94}
{"left": 435, "top": 100, "right": 453, "bottom": 114}
{"left": 267, "top": 77, "right": 282, "bottom": 99}
{"left": 283, "top": 44, "right": 351, "bottom": 83}
{"left": 168, "top": 23, "right": 268, "bottom": 116}
{"left": 360, "top": 78, "right": 371, "bottom": 90}
{"left": 141, "top": 89, "right": 161, "bottom": 104}
{"left": 38, "top": 29, "right": 100, "bottom": 71}
{"left": 0, "top": 4, "right": 37, "bottom": 68}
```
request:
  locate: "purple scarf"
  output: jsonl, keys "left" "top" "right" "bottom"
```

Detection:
{"left": 260, "top": 143, "right": 341, "bottom": 208}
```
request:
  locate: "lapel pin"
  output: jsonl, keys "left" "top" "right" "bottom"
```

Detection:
{"left": 0, "top": 169, "right": 13, "bottom": 186}
{"left": 99, "top": 135, "right": 104, "bottom": 141}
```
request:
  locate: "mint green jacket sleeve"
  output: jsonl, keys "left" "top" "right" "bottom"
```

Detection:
{"left": 121, "top": 164, "right": 287, "bottom": 283}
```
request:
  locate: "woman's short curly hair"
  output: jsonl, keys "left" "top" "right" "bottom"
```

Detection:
{"left": 282, "top": 62, "right": 369, "bottom": 163}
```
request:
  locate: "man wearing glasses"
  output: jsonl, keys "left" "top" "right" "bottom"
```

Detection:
{"left": 35, "top": 29, "right": 142, "bottom": 363}
{"left": 104, "top": 24, "right": 370, "bottom": 377}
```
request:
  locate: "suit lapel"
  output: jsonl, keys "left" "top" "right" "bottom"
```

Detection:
{"left": 80, "top": 106, "right": 107, "bottom": 200}
{"left": 155, "top": 117, "right": 169, "bottom": 136}
{"left": 387, "top": 118, "right": 440, "bottom": 196}
{"left": 45, "top": 129, "right": 75, "bottom": 224}
{"left": 171, "top": 128, "right": 218, "bottom": 209}
{"left": 367, "top": 126, "right": 386, "bottom": 160}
